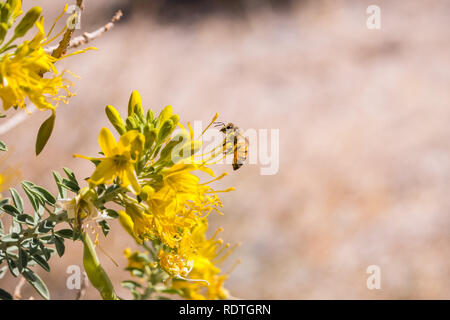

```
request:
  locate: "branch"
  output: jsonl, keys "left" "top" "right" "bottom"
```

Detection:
{"left": 50, "top": 0, "right": 86, "bottom": 58}
{"left": 77, "top": 0, "right": 85, "bottom": 11}
{"left": 0, "top": 106, "right": 36, "bottom": 136}
{"left": 44, "top": 10, "right": 123, "bottom": 54}
{"left": 13, "top": 277, "right": 26, "bottom": 300}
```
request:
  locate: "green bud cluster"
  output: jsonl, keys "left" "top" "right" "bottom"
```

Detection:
{"left": 105, "top": 91, "right": 193, "bottom": 179}
{"left": 0, "top": 1, "right": 41, "bottom": 46}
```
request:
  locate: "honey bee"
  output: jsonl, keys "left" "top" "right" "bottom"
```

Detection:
{"left": 215, "top": 122, "right": 249, "bottom": 170}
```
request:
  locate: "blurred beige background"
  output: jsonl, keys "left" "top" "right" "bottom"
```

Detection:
{"left": 1, "top": 0, "right": 450, "bottom": 299}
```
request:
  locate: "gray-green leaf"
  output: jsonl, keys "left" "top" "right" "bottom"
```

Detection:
{"left": 22, "top": 268, "right": 50, "bottom": 300}
{"left": 35, "top": 113, "right": 55, "bottom": 156}
{"left": 0, "top": 288, "right": 13, "bottom": 300}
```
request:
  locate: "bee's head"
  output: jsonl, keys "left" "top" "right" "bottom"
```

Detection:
{"left": 220, "top": 123, "right": 234, "bottom": 133}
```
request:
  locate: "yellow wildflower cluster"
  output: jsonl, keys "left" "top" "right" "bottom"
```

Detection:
{"left": 171, "top": 218, "right": 239, "bottom": 300}
{"left": 76, "top": 90, "right": 237, "bottom": 299}
{"left": 0, "top": 2, "right": 91, "bottom": 113}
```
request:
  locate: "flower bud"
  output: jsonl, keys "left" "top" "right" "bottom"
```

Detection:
{"left": 105, "top": 105, "right": 126, "bottom": 135}
{"left": 157, "top": 119, "right": 174, "bottom": 143}
{"left": 143, "top": 125, "right": 157, "bottom": 149}
{"left": 118, "top": 211, "right": 141, "bottom": 243}
{"left": 159, "top": 130, "right": 189, "bottom": 162}
{"left": 125, "top": 115, "right": 138, "bottom": 131}
{"left": 146, "top": 109, "right": 154, "bottom": 124}
{"left": 1, "top": 4, "right": 11, "bottom": 24}
{"left": 157, "top": 105, "right": 172, "bottom": 128}
{"left": 0, "top": 23, "right": 8, "bottom": 43}
{"left": 8, "top": 0, "right": 22, "bottom": 21}
{"left": 127, "top": 90, "right": 144, "bottom": 119}
{"left": 14, "top": 6, "right": 41, "bottom": 38}
{"left": 170, "top": 114, "right": 179, "bottom": 126}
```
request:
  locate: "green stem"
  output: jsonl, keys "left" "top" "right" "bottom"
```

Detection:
{"left": 0, "top": 35, "right": 17, "bottom": 54}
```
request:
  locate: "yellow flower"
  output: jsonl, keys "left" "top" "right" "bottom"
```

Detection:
{"left": 74, "top": 128, "right": 145, "bottom": 194}
{"left": 117, "top": 162, "right": 226, "bottom": 248}
{"left": 0, "top": 17, "right": 67, "bottom": 112}
{"left": 171, "top": 219, "right": 237, "bottom": 300}
{"left": 172, "top": 256, "right": 229, "bottom": 300}
{"left": 0, "top": 5, "right": 94, "bottom": 113}
{"left": 158, "top": 249, "right": 193, "bottom": 278}
{"left": 122, "top": 203, "right": 154, "bottom": 241}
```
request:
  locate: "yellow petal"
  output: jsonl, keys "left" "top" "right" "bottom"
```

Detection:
{"left": 119, "top": 164, "right": 141, "bottom": 194}
{"left": 30, "top": 17, "right": 45, "bottom": 49}
{"left": 88, "top": 159, "right": 116, "bottom": 185}
{"left": 98, "top": 127, "right": 117, "bottom": 157}
{"left": 117, "top": 130, "right": 142, "bottom": 152}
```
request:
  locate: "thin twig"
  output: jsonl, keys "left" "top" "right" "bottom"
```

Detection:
{"left": 76, "top": 271, "right": 89, "bottom": 300}
{"left": 51, "top": 0, "right": 84, "bottom": 58}
{"left": 0, "top": 106, "right": 36, "bottom": 136}
{"left": 13, "top": 276, "right": 26, "bottom": 300}
{"left": 77, "top": 0, "right": 85, "bottom": 11}
{"left": 44, "top": 10, "right": 123, "bottom": 54}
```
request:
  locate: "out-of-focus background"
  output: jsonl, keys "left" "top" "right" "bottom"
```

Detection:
{"left": 1, "top": 0, "right": 450, "bottom": 299}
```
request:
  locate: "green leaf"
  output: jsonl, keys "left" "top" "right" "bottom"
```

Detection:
{"left": 63, "top": 167, "right": 77, "bottom": 184}
{"left": 131, "top": 290, "right": 142, "bottom": 300}
{"left": 9, "top": 220, "right": 21, "bottom": 233}
{"left": 1, "top": 232, "right": 20, "bottom": 243}
{"left": 36, "top": 220, "right": 55, "bottom": 234}
{"left": 159, "top": 288, "right": 184, "bottom": 295}
{"left": 130, "top": 268, "right": 144, "bottom": 278}
{"left": 0, "top": 266, "right": 8, "bottom": 279}
{"left": 58, "top": 179, "right": 80, "bottom": 193}
{"left": 6, "top": 256, "right": 19, "bottom": 277}
{"left": 105, "top": 209, "right": 119, "bottom": 219}
{"left": 37, "top": 240, "right": 51, "bottom": 260}
{"left": 54, "top": 236, "right": 65, "bottom": 257}
{"left": 21, "top": 181, "right": 46, "bottom": 206}
{"left": 9, "top": 188, "right": 23, "bottom": 214}
{"left": 0, "top": 140, "right": 7, "bottom": 152}
{"left": 16, "top": 214, "right": 35, "bottom": 226}
{"left": 31, "top": 254, "right": 50, "bottom": 272}
{"left": 121, "top": 280, "right": 142, "bottom": 290}
{"left": 55, "top": 229, "right": 74, "bottom": 239}
{"left": 0, "top": 288, "right": 13, "bottom": 300}
{"left": 21, "top": 182, "right": 40, "bottom": 212}
{"left": 38, "top": 235, "right": 53, "bottom": 244}
{"left": 1, "top": 204, "right": 20, "bottom": 217}
{"left": 31, "top": 186, "right": 56, "bottom": 205}
{"left": 22, "top": 268, "right": 50, "bottom": 300}
{"left": 35, "top": 113, "right": 55, "bottom": 156}
{"left": 0, "top": 198, "right": 9, "bottom": 207}
{"left": 18, "top": 247, "right": 28, "bottom": 272}
{"left": 0, "top": 218, "right": 4, "bottom": 235}
{"left": 98, "top": 220, "right": 110, "bottom": 236}
{"left": 53, "top": 171, "right": 66, "bottom": 199}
